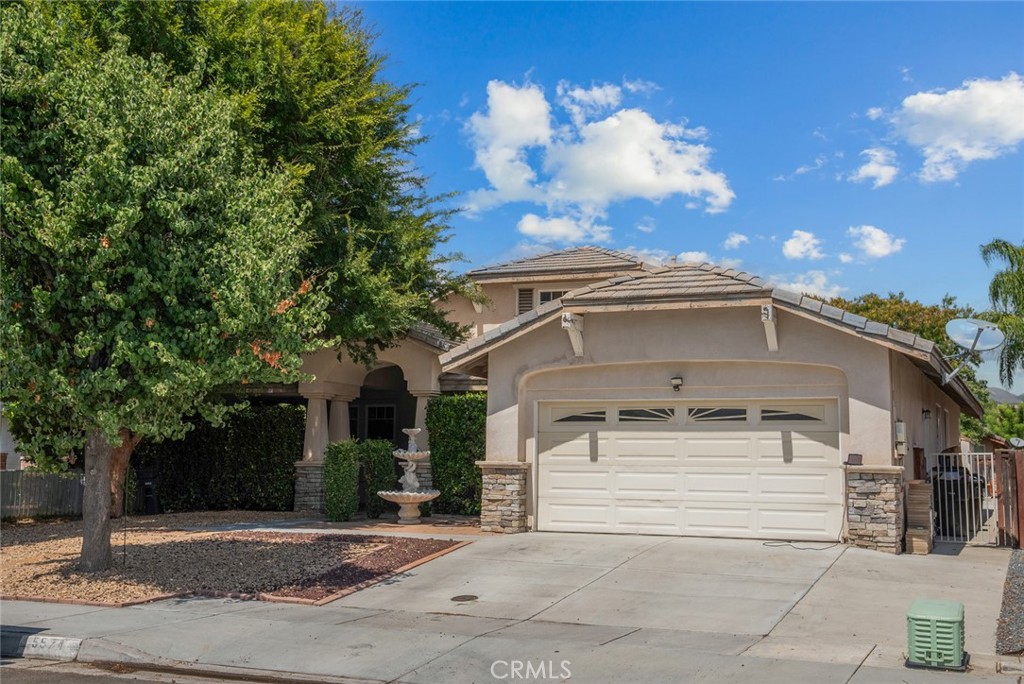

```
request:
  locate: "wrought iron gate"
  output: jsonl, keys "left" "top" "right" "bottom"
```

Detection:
{"left": 924, "top": 451, "right": 1020, "bottom": 546}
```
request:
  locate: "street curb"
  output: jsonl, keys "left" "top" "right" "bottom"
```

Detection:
{"left": 1, "top": 630, "right": 82, "bottom": 661}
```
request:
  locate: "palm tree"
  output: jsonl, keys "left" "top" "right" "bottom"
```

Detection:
{"left": 980, "top": 238, "right": 1024, "bottom": 387}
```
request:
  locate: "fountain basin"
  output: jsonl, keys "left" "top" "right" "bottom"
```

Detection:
{"left": 378, "top": 489, "right": 440, "bottom": 524}
{"left": 391, "top": 450, "right": 431, "bottom": 462}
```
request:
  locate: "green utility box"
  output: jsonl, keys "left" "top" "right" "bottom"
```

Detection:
{"left": 906, "top": 598, "right": 968, "bottom": 671}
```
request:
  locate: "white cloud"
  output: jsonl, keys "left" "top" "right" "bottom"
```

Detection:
{"left": 516, "top": 213, "right": 611, "bottom": 244}
{"left": 774, "top": 155, "right": 828, "bottom": 181}
{"left": 464, "top": 78, "right": 734, "bottom": 242}
{"left": 544, "top": 108, "right": 729, "bottom": 211}
{"left": 848, "top": 225, "right": 906, "bottom": 258}
{"left": 771, "top": 271, "right": 844, "bottom": 299}
{"left": 623, "top": 78, "right": 660, "bottom": 95}
{"left": 838, "top": 253, "right": 854, "bottom": 264}
{"left": 677, "top": 251, "right": 709, "bottom": 263}
{"left": 464, "top": 80, "right": 552, "bottom": 213}
{"left": 718, "top": 257, "right": 743, "bottom": 270}
{"left": 848, "top": 147, "right": 899, "bottom": 188}
{"left": 622, "top": 247, "right": 723, "bottom": 267}
{"left": 866, "top": 107, "right": 885, "bottom": 120}
{"left": 782, "top": 230, "right": 825, "bottom": 260}
{"left": 623, "top": 246, "right": 672, "bottom": 264}
{"left": 635, "top": 217, "right": 656, "bottom": 234}
{"left": 722, "top": 232, "right": 750, "bottom": 250}
{"left": 556, "top": 81, "right": 623, "bottom": 128}
{"left": 889, "top": 72, "right": 1024, "bottom": 181}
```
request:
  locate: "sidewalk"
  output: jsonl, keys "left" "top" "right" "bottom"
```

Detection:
{"left": 2, "top": 531, "right": 1019, "bottom": 683}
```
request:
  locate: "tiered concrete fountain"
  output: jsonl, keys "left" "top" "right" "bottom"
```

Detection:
{"left": 377, "top": 428, "right": 440, "bottom": 524}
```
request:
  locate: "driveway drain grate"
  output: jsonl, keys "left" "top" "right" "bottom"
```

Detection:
{"left": 451, "top": 595, "right": 478, "bottom": 602}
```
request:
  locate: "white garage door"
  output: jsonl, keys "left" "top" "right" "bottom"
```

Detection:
{"left": 537, "top": 400, "right": 843, "bottom": 541}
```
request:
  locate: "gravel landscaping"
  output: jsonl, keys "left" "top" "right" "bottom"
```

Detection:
{"left": 997, "top": 548, "right": 1024, "bottom": 655}
{"left": 0, "top": 511, "right": 462, "bottom": 605}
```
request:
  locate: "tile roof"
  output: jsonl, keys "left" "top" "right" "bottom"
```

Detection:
{"left": 439, "top": 259, "right": 981, "bottom": 416}
{"left": 467, "top": 246, "right": 645, "bottom": 279}
{"left": 563, "top": 263, "right": 769, "bottom": 304}
{"left": 406, "top": 321, "right": 456, "bottom": 352}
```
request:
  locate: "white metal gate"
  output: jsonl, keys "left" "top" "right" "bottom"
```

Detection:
{"left": 925, "top": 452, "right": 999, "bottom": 545}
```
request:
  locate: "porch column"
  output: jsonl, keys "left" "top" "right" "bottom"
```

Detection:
{"left": 410, "top": 390, "right": 440, "bottom": 490}
{"left": 328, "top": 397, "right": 354, "bottom": 444}
{"left": 302, "top": 394, "right": 330, "bottom": 462}
{"left": 410, "top": 390, "right": 440, "bottom": 450}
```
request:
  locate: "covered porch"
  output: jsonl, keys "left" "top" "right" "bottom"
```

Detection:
{"left": 293, "top": 332, "right": 445, "bottom": 513}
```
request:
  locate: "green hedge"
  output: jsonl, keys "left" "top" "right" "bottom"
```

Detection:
{"left": 135, "top": 403, "right": 303, "bottom": 512}
{"left": 324, "top": 441, "right": 360, "bottom": 522}
{"left": 359, "top": 439, "right": 397, "bottom": 518}
{"left": 425, "top": 393, "right": 485, "bottom": 515}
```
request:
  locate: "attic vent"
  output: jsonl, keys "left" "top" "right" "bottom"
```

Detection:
{"left": 517, "top": 288, "right": 535, "bottom": 315}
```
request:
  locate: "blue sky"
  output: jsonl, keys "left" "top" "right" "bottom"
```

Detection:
{"left": 353, "top": 2, "right": 1024, "bottom": 388}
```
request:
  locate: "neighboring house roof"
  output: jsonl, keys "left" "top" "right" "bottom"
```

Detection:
{"left": 466, "top": 246, "right": 645, "bottom": 281}
{"left": 440, "top": 260, "right": 984, "bottom": 418}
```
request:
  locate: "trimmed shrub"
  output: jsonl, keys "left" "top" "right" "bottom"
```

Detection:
{"left": 324, "top": 441, "right": 360, "bottom": 521}
{"left": 425, "top": 393, "right": 485, "bottom": 515}
{"left": 360, "top": 439, "right": 398, "bottom": 518}
{"left": 135, "top": 403, "right": 303, "bottom": 512}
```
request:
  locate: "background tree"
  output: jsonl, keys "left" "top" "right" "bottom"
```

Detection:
{"left": 983, "top": 403, "right": 1024, "bottom": 442}
{"left": 48, "top": 0, "right": 475, "bottom": 362}
{"left": 980, "top": 238, "right": 1024, "bottom": 388}
{"left": 828, "top": 292, "right": 991, "bottom": 442}
{"left": 1, "top": 5, "right": 330, "bottom": 570}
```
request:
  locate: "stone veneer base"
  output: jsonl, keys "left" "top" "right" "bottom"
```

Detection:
{"left": 846, "top": 465, "right": 904, "bottom": 554}
{"left": 477, "top": 461, "right": 529, "bottom": 533}
{"left": 294, "top": 461, "right": 325, "bottom": 513}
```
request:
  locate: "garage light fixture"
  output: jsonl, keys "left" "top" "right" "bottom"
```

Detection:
{"left": 922, "top": 408, "right": 932, "bottom": 421}
{"left": 670, "top": 376, "right": 683, "bottom": 391}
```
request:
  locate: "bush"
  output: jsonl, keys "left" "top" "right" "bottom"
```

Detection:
{"left": 425, "top": 393, "right": 485, "bottom": 515}
{"left": 324, "top": 441, "right": 360, "bottom": 521}
{"left": 359, "top": 439, "right": 397, "bottom": 518}
{"left": 135, "top": 403, "right": 304, "bottom": 512}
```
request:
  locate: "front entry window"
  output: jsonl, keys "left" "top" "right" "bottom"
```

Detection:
{"left": 366, "top": 405, "right": 396, "bottom": 441}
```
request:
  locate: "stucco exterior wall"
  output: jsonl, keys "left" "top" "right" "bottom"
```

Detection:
{"left": 889, "top": 351, "right": 961, "bottom": 455}
{"left": 299, "top": 340, "right": 442, "bottom": 397}
{"left": 443, "top": 279, "right": 622, "bottom": 338}
{"left": 485, "top": 306, "right": 896, "bottom": 468}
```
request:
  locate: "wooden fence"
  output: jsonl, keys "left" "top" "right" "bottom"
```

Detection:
{"left": 1, "top": 470, "right": 84, "bottom": 518}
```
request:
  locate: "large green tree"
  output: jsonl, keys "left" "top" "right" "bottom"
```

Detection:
{"left": 49, "top": 0, "right": 473, "bottom": 361}
{"left": 828, "top": 292, "right": 991, "bottom": 442}
{"left": 983, "top": 403, "right": 1024, "bottom": 442}
{"left": 1, "top": 5, "right": 330, "bottom": 570}
{"left": 980, "top": 238, "right": 1024, "bottom": 388}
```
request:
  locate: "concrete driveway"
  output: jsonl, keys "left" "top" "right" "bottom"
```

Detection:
{"left": 343, "top": 533, "right": 842, "bottom": 636}
{"left": 2, "top": 531, "right": 1014, "bottom": 683}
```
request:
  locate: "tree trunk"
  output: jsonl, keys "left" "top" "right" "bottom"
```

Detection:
{"left": 81, "top": 428, "right": 113, "bottom": 572}
{"left": 110, "top": 430, "right": 141, "bottom": 518}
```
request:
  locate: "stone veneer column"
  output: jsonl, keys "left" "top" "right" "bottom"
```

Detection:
{"left": 477, "top": 461, "right": 529, "bottom": 533}
{"left": 410, "top": 391, "right": 439, "bottom": 490}
{"left": 294, "top": 394, "right": 330, "bottom": 513}
{"left": 846, "top": 465, "right": 904, "bottom": 554}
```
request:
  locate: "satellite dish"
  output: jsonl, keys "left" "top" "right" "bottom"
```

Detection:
{"left": 941, "top": 319, "right": 1005, "bottom": 385}
{"left": 945, "top": 318, "right": 1005, "bottom": 353}
{"left": 1010, "top": 437, "right": 1024, "bottom": 448}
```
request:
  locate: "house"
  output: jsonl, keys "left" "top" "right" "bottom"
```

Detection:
{"left": 294, "top": 246, "right": 983, "bottom": 553}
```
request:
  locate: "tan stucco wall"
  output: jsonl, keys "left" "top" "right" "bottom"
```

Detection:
{"left": 442, "top": 279, "right": 618, "bottom": 337}
{"left": 299, "top": 340, "right": 442, "bottom": 398}
{"left": 889, "top": 350, "right": 961, "bottom": 455}
{"left": 484, "top": 306, "right": 897, "bottom": 467}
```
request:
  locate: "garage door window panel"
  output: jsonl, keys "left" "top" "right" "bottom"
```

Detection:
{"left": 687, "top": 407, "right": 748, "bottom": 423}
